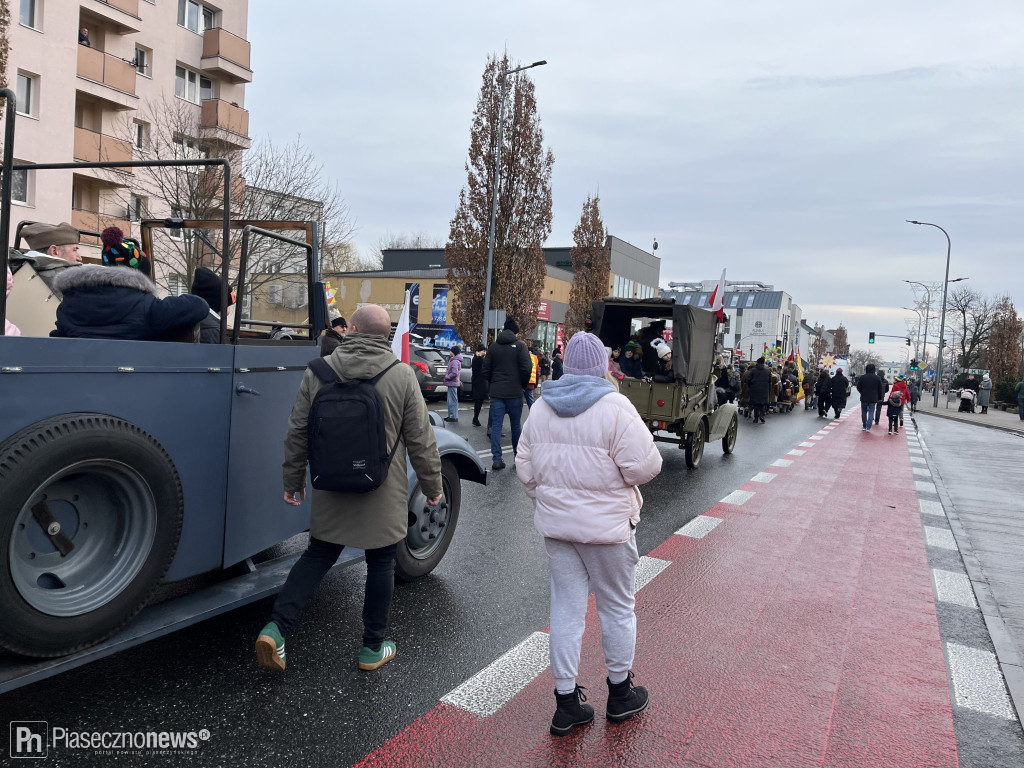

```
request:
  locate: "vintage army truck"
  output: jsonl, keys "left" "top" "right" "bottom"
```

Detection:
{"left": 590, "top": 297, "right": 739, "bottom": 469}
{"left": 0, "top": 92, "right": 487, "bottom": 691}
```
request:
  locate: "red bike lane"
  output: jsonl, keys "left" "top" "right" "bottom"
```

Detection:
{"left": 355, "top": 419, "right": 959, "bottom": 768}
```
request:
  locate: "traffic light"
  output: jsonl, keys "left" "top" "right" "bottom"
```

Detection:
{"left": 868, "top": 332, "right": 875, "bottom": 344}
{"left": 910, "top": 359, "right": 918, "bottom": 370}
{"left": 906, "top": 337, "right": 911, "bottom": 346}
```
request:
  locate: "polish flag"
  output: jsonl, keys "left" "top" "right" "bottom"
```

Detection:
{"left": 391, "top": 290, "right": 411, "bottom": 363}
{"left": 709, "top": 268, "right": 726, "bottom": 323}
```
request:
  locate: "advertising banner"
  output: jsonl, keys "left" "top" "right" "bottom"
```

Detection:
{"left": 405, "top": 282, "right": 420, "bottom": 324}
{"left": 432, "top": 285, "right": 449, "bottom": 324}
{"left": 537, "top": 300, "right": 551, "bottom": 322}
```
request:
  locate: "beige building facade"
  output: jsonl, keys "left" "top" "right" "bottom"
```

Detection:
{"left": 8, "top": 0, "right": 252, "bottom": 259}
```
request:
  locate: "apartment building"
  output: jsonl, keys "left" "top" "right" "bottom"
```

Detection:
{"left": 8, "top": 0, "right": 252, "bottom": 258}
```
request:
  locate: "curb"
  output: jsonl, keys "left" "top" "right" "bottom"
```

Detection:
{"left": 912, "top": 415, "right": 1024, "bottom": 724}
{"left": 912, "top": 408, "right": 1024, "bottom": 438}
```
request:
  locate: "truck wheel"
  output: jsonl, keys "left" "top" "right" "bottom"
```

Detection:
{"left": 722, "top": 414, "right": 738, "bottom": 454}
{"left": 685, "top": 420, "right": 706, "bottom": 469}
{"left": 396, "top": 460, "right": 461, "bottom": 582}
{"left": 0, "top": 415, "right": 183, "bottom": 657}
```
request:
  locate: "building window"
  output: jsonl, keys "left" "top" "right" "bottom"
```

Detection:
{"left": 134, "top": 47, "right": 150, "bottom": 76}
{"left": 132, "top": 120, "right": 148, "bottom": 151}
{"left": 168, "top": 207, "right": 187, "bottom": 240}
{"left": 129, "top": 194, "right": 146, "bottom": 222}
{"left": 20, "top": 0, "right": 39, "bottom": 29}
{"left": 11, "top": 163, "right": 31, "bottom": 205}
{"left": 178, "top": 0, "right": 217, "bottom": 33}
{"left": 745, "top": 294, "right": 755, "bottom": 307}
{"left": 730, "top": 294, "right": 739, "bottom": 307}
{"left": 16, "top": 72, "right": 37, "bottom": 117}
{"left": 682, "top": 295, "right": 691, "bottom": 305}
{"left": 175, "top": 65, "right": 213, "bottom": 105}
{"left": 167, "top": 274, "right": 187, "bottom": 296}
{"left": 172, "top": 136, "right": 210, "bottom": 168}
{"left": 697, "top": 294, "right": 707, "bottom": 307}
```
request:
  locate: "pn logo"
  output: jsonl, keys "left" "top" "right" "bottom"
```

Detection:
{"left": 10, "top": 722, "right": 47, "bottom": 759}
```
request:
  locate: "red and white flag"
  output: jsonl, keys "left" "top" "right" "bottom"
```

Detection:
{"left": 391, "top": 290, "right": 411, "bottom": 363}
{"left": 709, "top": 268, "right": 727, "bottom": 323}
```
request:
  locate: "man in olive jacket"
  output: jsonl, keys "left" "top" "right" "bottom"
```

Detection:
{"left": 256, "top": 305, "right": 442, "bottom": 673}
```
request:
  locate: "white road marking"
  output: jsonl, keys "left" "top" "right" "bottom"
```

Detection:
{"left": 675, "top": 515, "right": 724, "bottom": 538}
{"left": 809, "top": 435, "right": 824, "bottom": 440}
{"left": 771, "top": 459, "right": 794, "bottom": 468}
{"left": 750, "top": 472, "right": 777, "bottom": 483}
{"left": 476, "top": 447, "right": 515, "bottom": 458}
{"left": 787, "top": 449, "right": 806, "bottom": 456}
{"left": 798, "top": 441, "right": 816, "bottom": 448}
{"left": 910, "top": 457, "right": 928, "bottom": 466}
{"left": 919, "top": 499, "right": 946, "bottom": 518}
{"left": 635, "top": 556, "right": 671, "bottom": 593}
{"left": 915, "top": 480, "right": 937, "bottom": 495}
{"left": 932, "top": 569, "right": 978, "bottom": 609}
{"left": 442, "top": 632, "right": 551, "bottom": 716}
{"left": 946, "top": 642, "right": 1016, "bottom": 719}
{"left": 720, "top": 490, "right": 755, "bottom": 505}
{"left": 913, "top": 467, "right": 932, "bottom": 478}
{"left": 924, "top": 526, "right": 958, "bottom": 550}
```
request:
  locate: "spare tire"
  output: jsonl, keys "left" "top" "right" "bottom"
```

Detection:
{"left": 0, "top": 415, "right": 183, "bottom": 657}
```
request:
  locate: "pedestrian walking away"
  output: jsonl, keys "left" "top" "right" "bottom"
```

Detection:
{"left": 470, "top": 343, "right": 490, "bottom": 427}
{"left": 830, "top": 367, "right": 849, "bottom": 419}
{"left": 516, "top": 332, "right": 663, "bottom": 737}
{"left": 1016, "top": 376, "right": 1024, "bottom": 420}
{"left": 856, "top": 364, "right": 884, "bottom": 431}
{"left": 255, "top": 305, "right": 442, "bottom": 673}
{"left": 886, "top": 391, "right": 904, "bottom": 434}
{"left": 815, "top": 368, "right": 832, "bottom": 418}
{"left": 747, "top": 357, "right": 771, "bottom": 423}
{"left": 482, "top": 316, "right": 533, "bottom": 470}
{"left": 443, "top": 345, "right": 463, "bottom": 421}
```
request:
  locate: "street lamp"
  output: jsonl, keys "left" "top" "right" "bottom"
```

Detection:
{"left": 903, "top": 280, "right": 932, "bottom": 377}
{"left": 906, "top": 220, "right": 952, "bottom": 407}
{"left": 901, "top": 306, "right": 922, "bottom": 364}
{"left": 481, "top": 59, "right": 547, "bottom": 346}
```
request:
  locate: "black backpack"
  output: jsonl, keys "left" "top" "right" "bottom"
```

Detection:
{"left": 306, "top": 357, "right": 402, "bottom": 493}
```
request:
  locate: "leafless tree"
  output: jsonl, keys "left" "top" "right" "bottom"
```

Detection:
{"left": 945, "top": 286, "right": 995, "bottom": 370}
{"left": 847, "top": 347, "right": 884, "bottom": 376}
{"left": 365, "top": 231, "right": 447, "bottom": 271}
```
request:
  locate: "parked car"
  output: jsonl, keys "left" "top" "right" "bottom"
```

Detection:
{"left": 409, "top": 344, "right": 449, "bottom": 400}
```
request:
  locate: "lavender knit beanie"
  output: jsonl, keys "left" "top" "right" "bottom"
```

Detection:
{"left": 563, "top": 332, "right": 609, "bottom": 378}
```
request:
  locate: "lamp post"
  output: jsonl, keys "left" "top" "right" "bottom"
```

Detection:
{"left": 903, "top": 280, "right": 932, "bottom": 378}
{"left": 906, "top": 220, "right": 952, "bottom": 407}
{"left": 481, "top": 59, "right": 547, "bottom": 346}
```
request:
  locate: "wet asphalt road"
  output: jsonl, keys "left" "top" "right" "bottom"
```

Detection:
{"left": 0, "top": 401, "right": 829, "bottom": 767}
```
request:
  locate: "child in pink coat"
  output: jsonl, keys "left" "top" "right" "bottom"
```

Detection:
{"left": 517, "top": 332, "right": 662, "bottom": 736}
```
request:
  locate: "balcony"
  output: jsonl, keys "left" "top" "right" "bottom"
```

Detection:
{"left": 72, "top": 209, "right": 132, "bottom": 245}
{"left": 200, "top": 28, "right": 253, "bottom": 84}
{"left": 200, "top": 99, "right": 250, "bottom": 148}
{"left": 77, "top": 46, "right": 138, "bottom": 108}
{"left": 82, "top": 0, "right": 142, "bottom": 33}
{"left": 73, "top": 127, "right": 134, "bottom": 167}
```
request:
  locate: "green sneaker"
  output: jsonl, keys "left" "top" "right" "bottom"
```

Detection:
{"left": 358, "top": 640, "right": 397, "bottom": 671}
{"left": 255, "top": 622, "right": 286, "bottom": 672}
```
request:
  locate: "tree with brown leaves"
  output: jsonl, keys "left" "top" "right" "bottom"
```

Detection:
{"left": 446, "top": 53, "right": 553, "bottom": 343}
{"left": 982, "top": 295, "right": 1023, "bottom": 381}
{"left": 832, "top": 323, "right": 850, "bottom": 356}
{"left": 564, "top": 195, "right": 609, "bottom": 340}
{"left": 810, "top": 328, "right": 829, "bottom": 365}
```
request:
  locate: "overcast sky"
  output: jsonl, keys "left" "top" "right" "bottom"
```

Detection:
{"left": 247, "top": 1, "right": 1024, "bottom": 363}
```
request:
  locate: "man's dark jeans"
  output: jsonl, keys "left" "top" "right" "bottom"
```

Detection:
{"left": 490, "top": 396, "right": 524, "bottom": 462}
{"left": 271, "top": 536, "right": 397, "bottom": 650}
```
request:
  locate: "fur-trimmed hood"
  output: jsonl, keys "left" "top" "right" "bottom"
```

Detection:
{"left": 53, "top": 264, "right": 159, "bottom": 296}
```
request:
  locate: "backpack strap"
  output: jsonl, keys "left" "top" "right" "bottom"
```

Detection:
{"left": 309, "top": 356, "right": 340, "bottom": 384}
{"left": 366, "top": 359, "right": 402, "bottom": 386}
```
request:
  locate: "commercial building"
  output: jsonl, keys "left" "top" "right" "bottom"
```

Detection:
{"left": 8, "top": 0, "right": 252, "bottom": 258}
{"left": 290, "top": 236, "right": 660, "bottom": 350}
{"left": 660, "top": 280, "right": 803, "bottom": 362}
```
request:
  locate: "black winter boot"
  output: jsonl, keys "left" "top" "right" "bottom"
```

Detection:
{"left": 606, "top": 671, "right": 649, "bottom": 722}
{"left": 550, "top": 686, "right": 594, "bottom": 736}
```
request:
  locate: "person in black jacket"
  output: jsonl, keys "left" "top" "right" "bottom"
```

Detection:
{"left": 481, "top": 317, "right": 533, "bottom": 470}
{"left": 319, "top": 316, "right": 348, "bottom": 357}
{"left": 830, "top": 368, "right": 850, "bottom": 419}
{"left": 856, "top": 363, "right": 885, "bottom": 431}
{"left": 747, "top": 358, "right": 772, "bottom": 423}
{"left": 551, "top": 351, "right": 563, "bottom": 381}
{"left": 52, "top": 264, "right": 207, "bottom": 341}
{"left": 814, "top": 369, "right": 832, "bottom": 417}
{"left": 470, "top": 343, "right": 490, "bottom": 427}
{"left": 874, "top": 372, "right": 890, "bottom": 426}
{"left": 190, "top": 266, "right": 233, "bottom": 344}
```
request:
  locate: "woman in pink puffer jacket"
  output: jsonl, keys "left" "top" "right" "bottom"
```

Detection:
{"left": 517, "top": 332, "right": 662, "bottom": 737}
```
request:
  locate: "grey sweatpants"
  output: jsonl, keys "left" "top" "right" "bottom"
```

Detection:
{"left": 544, "top": 533, "right": 639, "bottom": 693}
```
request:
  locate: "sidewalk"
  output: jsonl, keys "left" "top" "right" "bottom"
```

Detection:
{"left": 913, "top": 393, "right": 1024, "bottom": 436}
{"left": 354, "top": 418, "right": 1019, "bottom": 767}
